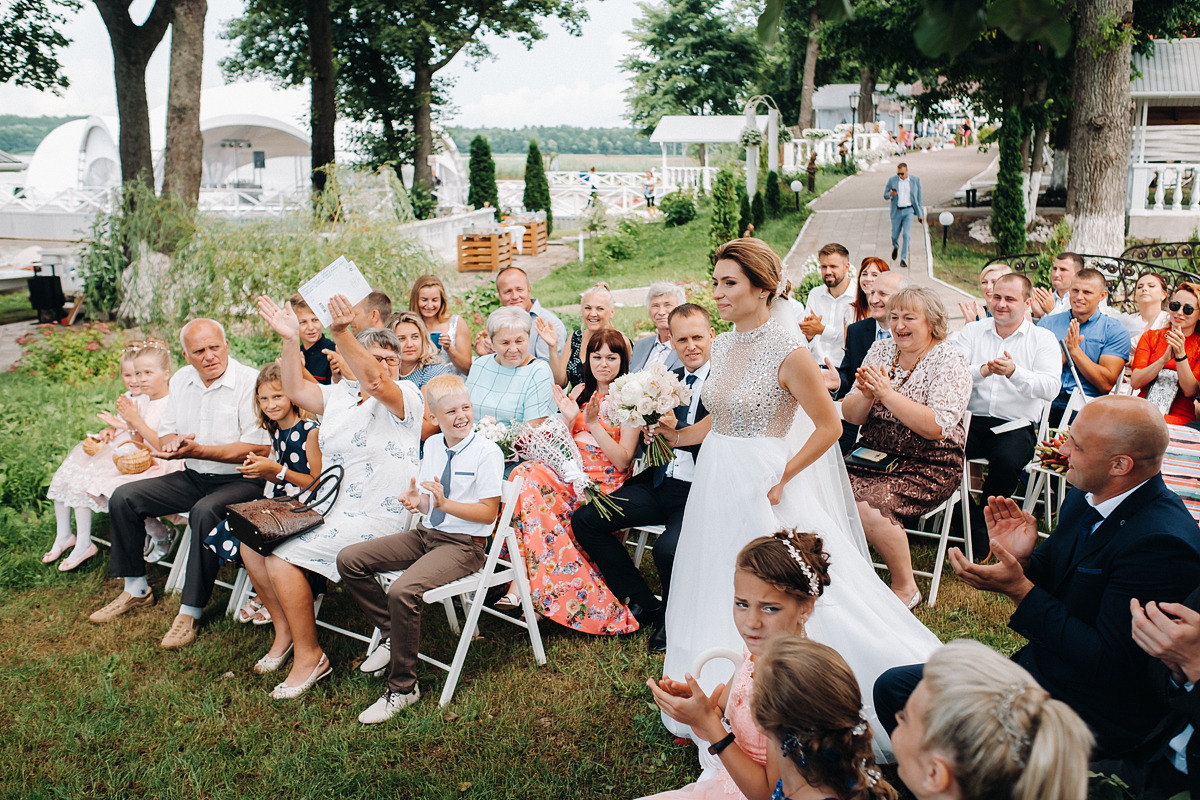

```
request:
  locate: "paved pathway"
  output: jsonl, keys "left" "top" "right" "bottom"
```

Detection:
{"left": 785, "top": 147, "right": 998, "bottom": 327}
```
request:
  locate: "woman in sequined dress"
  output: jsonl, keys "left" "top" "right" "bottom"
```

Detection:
{"left": 660, "top": 239, "right": 940, "bottom": 759}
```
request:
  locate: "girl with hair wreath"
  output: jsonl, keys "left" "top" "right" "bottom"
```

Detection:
{"left": 641, "top": 532, "right": 832, "bottom": 800}
{"left": 889, "top": 639, "right": 1092, "bottom": 800}
{"left": 753, "top": 636, "right": 897, "bottom": 800}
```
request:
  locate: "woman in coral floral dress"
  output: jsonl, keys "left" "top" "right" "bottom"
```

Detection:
{"left": 508, "top": 328, "right": 641, "bottom": 634}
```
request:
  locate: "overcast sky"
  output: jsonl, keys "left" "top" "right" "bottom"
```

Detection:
{"left": 0, "top": 0, "right": 640, "bottom": 128}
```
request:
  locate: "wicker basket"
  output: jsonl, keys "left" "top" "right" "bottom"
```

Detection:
{"left": 113, "top": 442, "right": 153, "bottom": 474}
{"left": 81, "top": 437, "right": 104, "bottom": 457}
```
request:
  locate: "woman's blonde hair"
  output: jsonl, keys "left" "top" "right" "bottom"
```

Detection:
{"left": 886, "top": 286, "right": 950, "bottom": 341}
{"left": 712, "top": 238, "right": 783, "bottom": 303}
{"left": 124, "top": 338, "right": 171, "bottom": 372}
{"left": 581, "top": 281, "right": 615, "bottom": 307}
{"left": 386, "top": 311, "right": 440, "bottom": 367}
{"left": 753, "top": 637, "right": 897, "bottom": 800}
{"left": 920, "top": 640, "right": 1092, "bottom": 800}
{"left": 409, "top": 275, "right": 450, "bottom": 323}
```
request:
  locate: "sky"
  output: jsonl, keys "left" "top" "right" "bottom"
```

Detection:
{"left": 0, "top": 0, "right": 641, "bottom": 128}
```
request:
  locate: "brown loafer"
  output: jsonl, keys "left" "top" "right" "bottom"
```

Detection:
{"left": 160, "top": 613, "right": 200, "bottom": 649}
{"left": 89, "top": 590, "right": 155, "bottom": 623}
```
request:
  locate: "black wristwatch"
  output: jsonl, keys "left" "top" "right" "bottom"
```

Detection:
{"left": 708, "top": 731, "right": 736, "bottom": 756}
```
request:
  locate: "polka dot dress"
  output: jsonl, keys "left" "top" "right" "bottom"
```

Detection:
{"left": 203, "top": 419, "right": 319, "bottom": 566}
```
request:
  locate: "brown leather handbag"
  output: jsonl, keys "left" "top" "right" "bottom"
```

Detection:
{"left": 226, "top": 465, "right": 344, "bottom": 555}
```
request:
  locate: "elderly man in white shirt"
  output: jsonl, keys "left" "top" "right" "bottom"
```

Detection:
{"left": 630, "top": 282, "right": 685, "bottom": 371}
{"left": 949, "top": 274, "right": 1061, "bottom": 555}
{"left": 473, "top": 266, "right": 566, "bottom": 362}
{"left": 800, "top": 242, "right": 856, "bottom": 366}
{"left": 88, "top": 318, "right": 271, "bottom": 649}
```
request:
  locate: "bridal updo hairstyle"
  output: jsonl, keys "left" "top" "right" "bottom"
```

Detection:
{"left": 753, "top": 637, "right": 897, "bottom": 800}
{"left": 713, "top": 238, "right": 783, "bottom": 304}
{"left": 915, "top": 640, "right": 1092, "bottom": 800}
{"left": 736, "top": 531, "right": 832, "bottom": 601}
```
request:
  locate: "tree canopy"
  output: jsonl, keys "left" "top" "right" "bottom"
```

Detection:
{"left": 0, "top": 0, "right": 80, "bottom": 94}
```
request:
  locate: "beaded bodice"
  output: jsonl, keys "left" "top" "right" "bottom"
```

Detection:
{"left": 704, "top": 317, "right": 803, "bottom": 438}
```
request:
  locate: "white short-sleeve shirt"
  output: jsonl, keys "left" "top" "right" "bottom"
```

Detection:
{"left": 419, "top": 432, "right": 505, "bottom": 537}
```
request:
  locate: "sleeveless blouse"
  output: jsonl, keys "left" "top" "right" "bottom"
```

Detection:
{"left": 704, "top": 317, "right": 804, "bottom": 438}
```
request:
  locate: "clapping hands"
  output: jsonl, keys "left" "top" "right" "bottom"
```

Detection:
{"left": 854, "top": 364, "right": 892, "bottom": 402}
{"left": 646, "top": 673, "right": 726, "bottom": 741}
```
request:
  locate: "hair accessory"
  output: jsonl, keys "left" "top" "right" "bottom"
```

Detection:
{"left": 777, "top": 531, "right": 819, "bottom": 596}
{"left": 780, "top": 732, "right": 806, "bottom": 766}
{"left": 123, "top": 339, "right": 169, "bottom": 352}
{"left": 990, "top": 683, "right": 1033, "bottom": 768}
{"left": 861, "top": 760, "right": 881, "bottom": 787}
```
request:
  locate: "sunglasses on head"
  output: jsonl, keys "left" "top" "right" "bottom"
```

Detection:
{"left": 1170, "top": 301, "right": 1196, "bottom": 315}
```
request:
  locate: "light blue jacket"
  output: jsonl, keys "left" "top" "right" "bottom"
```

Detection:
{"left": 884, "top": 174, "right": 924, "bottom": 220}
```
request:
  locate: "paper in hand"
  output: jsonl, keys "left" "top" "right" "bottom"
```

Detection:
{"left": 298, "top": 256, "right": 371, "bottom": 326}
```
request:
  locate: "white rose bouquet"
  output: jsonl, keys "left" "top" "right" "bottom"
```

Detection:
{"left": 601, "top": 363, "right": 693, "bottom": 467}
{"left": 514, "top": 417, "right": 623, "bottom": 520}
{"left": 474, "top": 416, "right": 519, "bottom": 461}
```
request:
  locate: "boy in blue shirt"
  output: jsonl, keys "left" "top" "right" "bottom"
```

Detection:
{"left": 337, "top": 374, "right": 504, "bottom": 723}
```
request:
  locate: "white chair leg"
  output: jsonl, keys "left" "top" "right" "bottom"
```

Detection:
{"left": 368, "top": 627, "right": 384, "bottom": 657}
{"left": 927, "top": 496, "right": 955, "bottom": 607}
{"left": 163, "top": 526, "right": 192, "bottom": 595}
{"left": 508, "top": 529, "right": 547, "bottom": 666}
{"left": 633, "top": 528, "right": 649, "bottom": 568}
{"left": 225, "top": 568, "right": 249, "bottom": 616}
{"left": 443, "top": 598, "right": 461, "bottom": 636}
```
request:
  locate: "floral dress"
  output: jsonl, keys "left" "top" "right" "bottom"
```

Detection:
{"left": 204, "top": 418, "right": 318, "bottom": 566}
{"left": 509, "top": 398, "right": 639, "bottom": 634}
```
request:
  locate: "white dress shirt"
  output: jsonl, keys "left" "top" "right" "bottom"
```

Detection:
{"left": 897, "top": 177, "right": 912, "bottom": 207}
{"left": 157, "top": 357, "right": 270, "bottom": 474}
{"left": 419, "top": 432, "right": 505, "bottom": 537}
{"left": 646, "top": 337, "right": 675, "bottom": 367}
{"left": 803, "top": 285, "right": 855, "bottom": 365}
{"left": 665, "top": 362, "right": 710, "bottom": 483}
{"left": 948, "top": 318, "right": 1061, "bottom": 424}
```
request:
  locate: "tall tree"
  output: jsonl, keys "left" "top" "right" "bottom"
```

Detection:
{"left": 796, "top": 4, "right": 819, "bottom": 129}
{"left": 94, "top": 0, "right": 174, "bottom": 189}
{"left": 467, "top": 135, "right": 498, "bottom": 211}
{"left": 623, "top": 0, "right": 760, "bottom": 136}
{"left": 522, "top": 139, "right": 553, "bottom": 235}
{"left": 160, "top": 0, "right": 206, "bottom": 205}
{"left": 0, "top": 0, "right": 79, "bottom": 93}
{"left": 307, "top": 0, "right": 335, "bottom": 198}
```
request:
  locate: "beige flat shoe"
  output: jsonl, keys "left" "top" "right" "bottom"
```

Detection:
{"left": 160, "top": 613, "right": 200, "bottom": 649}
{"left": 89, "top": 590, "right": 155, "bottom": 623}
{"left": 270, "top": 654, "right": 332, "bottom": 699}
{"left": 253, "top": 643, "right": 294, "bottom": 675}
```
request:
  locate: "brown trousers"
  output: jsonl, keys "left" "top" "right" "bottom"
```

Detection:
{"left": 337, "top": 524, "right": 485, "bottom": 692}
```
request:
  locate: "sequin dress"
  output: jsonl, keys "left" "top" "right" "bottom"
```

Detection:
{"left": 663, "top": 317, "right": 941, "bottom": 761}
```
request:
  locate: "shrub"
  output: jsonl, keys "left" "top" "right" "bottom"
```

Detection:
{"left": 679, "top": 280, "right": 733, "bottom": 334}
{"left": 659, "top": 190, "right": 697, "bottom": 227}
{"left": 522, "top": 140, "right": 553, "bottom": 236}
{"left": 12, "top": 322, "right": 122, "bottom": 382}
{"left": 739, "top": 192, "right": 752, "bottom": 236}
{"left": 765, "top": 170, "right": 782, "bottom": 218}
{"left": 752, "top": 190, "right": 766, "bottom": 230}
{"left": 467, "top": 135, "right": 499, "bottom": 211}
{"left": 708, "top": 169, "right": 740, "bottom": 261}
{"left": 602, "top": 233, "right": 637, "bottom": 261}
{"left": 461, "top": 281, "right": 501, "bottom": 335}
{"left": 990, "top": 105, "right": 1026, "bottom": 254}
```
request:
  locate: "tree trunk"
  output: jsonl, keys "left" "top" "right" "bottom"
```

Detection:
{"left": 94, "top": 0, "right": 173, "bottom": 191}
{"left": 161, "top": 0, "right": 206, "bottom": 205}
{"left": 306, "top": 0, "right": 335, "bottom": 199}
{"left": 1066, "top": 0, "right": 1134, "bottom": 256}
{"left": 857, "top": 65, "right": 876, "bottom": 126}
{"left": 796, "top": 5, "right": 819, "bottom": 129}
{"left": 413, "top": 59, "right": 434, "bottom": 192}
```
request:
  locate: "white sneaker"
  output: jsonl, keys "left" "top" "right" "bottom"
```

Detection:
{"left": 358, "top": 685, "right": 420, "bottom": 724}
{"left": 360, "top": 639, "right": 391, "bottom": 674}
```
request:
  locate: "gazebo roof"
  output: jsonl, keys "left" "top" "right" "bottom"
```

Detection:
{"left": 1132, "top": 38, "right": 1200, "bottom": 100}
{"left": 650, "top": 114, "right": 769, "bottom": 144}
{"left": 812, "top": 84, "right": 913, "bottom": 110}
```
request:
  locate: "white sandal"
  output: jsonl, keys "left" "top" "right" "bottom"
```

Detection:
{"left": 237, "top": 596, "right": 264, "bottom": 624}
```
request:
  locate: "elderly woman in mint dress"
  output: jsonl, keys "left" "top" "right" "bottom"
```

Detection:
{"left": 254, "top": 293, "right": 422, "bottom": 699}
{"left": 466, "top": 306, "right": 556, "bottom": 430}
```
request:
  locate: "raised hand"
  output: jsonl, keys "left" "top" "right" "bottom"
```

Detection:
{"left": 553, "top": 383, "right": 581, "bottom": 425}
{"left": 96, "top": 410, "right": 128, "bottom": 430}
{"left": 1065, "top": 318, "right": 1083, "bottom": 354}
{"left": 985, "top": 351, "right": 1016, "bottom": 378}
{"left": 981, "top": 496, "right": 1039, "bottom": 564}
{"left": 534, "top": 316, "right": 558, "bottom": 351}
{"left": 1165, "top": 329, "right": 1188, "bottom": 361}
{"left": 257, "top": 295, "right": 301, "bottom": 341}
{"left": 1131, "top": 598, "right": 1200, "bottom": 684}
{"left": 646, "top": 673, "right": 724, "bottom": 738}
{"left": 1032, "top": 287, "right": 1056, "bottom": 317}
{"left": 583, "top": 393, "right": 602, "bottom": 426}
{"left": 115, "top": 394, "right": 142, "bottom": 424}
{"left": 821, "top": 357, "right": 841, "bottom": 392}
{"left": 856, "top": 364, "right": 893, "bottom": 402}
{"left": 798, "top": 312, "right": 825, "bottom": 339}
{"left": 474, "top": 330, "right": 495, "bottom": 356}
{"left": 326, "top": 294, "right": 355, "bottom": 335}
{"left": 323, "top": 348, "right": 355, "bottom": 382}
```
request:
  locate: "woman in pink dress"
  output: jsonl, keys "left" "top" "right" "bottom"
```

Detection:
{"left": 507, "top": 328, "right": 640, "bottom": 634}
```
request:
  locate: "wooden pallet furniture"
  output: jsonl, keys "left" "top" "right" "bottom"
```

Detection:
{"left": 457, "top": 232, "right": 513, "bottom": 273}
{"left": 517, "top": 219, "right": 549, "bottom": 256}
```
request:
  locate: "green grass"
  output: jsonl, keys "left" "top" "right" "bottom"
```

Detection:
{"left": 0, "top": 290, "right": 35, "bottom": 324}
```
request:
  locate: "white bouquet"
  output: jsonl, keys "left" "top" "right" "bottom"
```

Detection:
{"left": 474, "top": 416, "right": 518, "bottom": 461}
{"left": 514, "top": 417, "right": 623, "bottom": 521}
{"left": 601, "top": 363, "right": 693, "bottom": 467}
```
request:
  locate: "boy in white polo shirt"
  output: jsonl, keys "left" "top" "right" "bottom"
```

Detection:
{"left": 337, "top": 374, "right": 504, "bottom": 723}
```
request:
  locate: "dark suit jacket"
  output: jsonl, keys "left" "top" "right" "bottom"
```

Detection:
{"left": 835, "top": 318, "right": 880, "bottom": 399}
{"left": 1009, "top": 476, "right": 1200, "bottom": 758}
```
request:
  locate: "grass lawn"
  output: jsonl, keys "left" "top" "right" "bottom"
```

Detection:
{"left": 0, "top": 289, "right": 36, "bottom": 324}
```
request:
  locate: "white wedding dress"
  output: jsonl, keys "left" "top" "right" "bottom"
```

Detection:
{"left": 663, "top": 316, "right": 941, "bottom": 761}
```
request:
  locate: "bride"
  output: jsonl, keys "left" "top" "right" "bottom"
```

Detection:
{"left": 661, "top": 238, "right": 940, "bottom": 759}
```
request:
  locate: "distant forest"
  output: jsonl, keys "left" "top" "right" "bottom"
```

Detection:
{"left": 0, "top": 116, "right": 82, "bottom": 155}
{"left": 449, "top": 126, "right": 657, "bottom": 155}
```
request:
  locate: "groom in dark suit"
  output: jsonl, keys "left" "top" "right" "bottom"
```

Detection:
{"left": 873, "top": 396, "right": 1200, "bottom": 760}
{"left": 572, "top": 303, "right": 713, "bottom": 653}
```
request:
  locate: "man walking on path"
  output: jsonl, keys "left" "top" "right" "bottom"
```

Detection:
{"left": 884, "top": 162, "right": 924, "bottom": 269}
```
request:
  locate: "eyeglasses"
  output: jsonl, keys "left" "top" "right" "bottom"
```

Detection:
{"left": 1169, "top": 301, "right": 1196, "bottom": 315}
{"left": 373, "top": 355, "right": 401, "bottom": 366}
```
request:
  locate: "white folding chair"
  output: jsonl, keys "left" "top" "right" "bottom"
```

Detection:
{"left": 627, "top": 525, "right": 665, "bottom": 568}
{"left": 162, "top": 521, "right": 242, "bottom": 600}
{"left": 369, "top": 476, "right": 547, "bottom": 706}
{"left": 962, "top": 402, "right": 1053, "bottom": 547}
{"left": 871, "top": 412, "right": 972, "bottom": 607}
{"left": 1021, "top": 387, "right": 1086, "bottom": 529}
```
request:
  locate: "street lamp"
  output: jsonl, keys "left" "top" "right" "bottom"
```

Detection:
{"left": 848, "top": 91, "right": 859, "bottom": 166}
{"left": 939, "top": 211, "right": 954, "bottom": 252}
{"left": 790, "top": 179, "right": 803, "bottom": 211}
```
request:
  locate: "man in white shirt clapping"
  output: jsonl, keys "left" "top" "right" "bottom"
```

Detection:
{"left": 800, "top": 242, "right": 856, "bottom": 366}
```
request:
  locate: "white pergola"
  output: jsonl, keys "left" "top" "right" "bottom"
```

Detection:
{"left": 649, "top": 113, "right": 771, "bottom": 191}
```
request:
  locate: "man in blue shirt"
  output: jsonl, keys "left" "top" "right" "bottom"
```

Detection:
{"left": 1037, "top": 268, "right": 1129, "bottom": 425}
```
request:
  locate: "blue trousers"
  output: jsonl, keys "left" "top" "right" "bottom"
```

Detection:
{"left": 890, "top": 205, "right": 915, "bottom": 260}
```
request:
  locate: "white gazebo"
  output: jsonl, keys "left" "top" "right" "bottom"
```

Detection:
{"left": 1127, "top": 38, "right": 1200, "bottom": 239}
{"left": 649, "top": 114, "right": 771, "bottom": 191}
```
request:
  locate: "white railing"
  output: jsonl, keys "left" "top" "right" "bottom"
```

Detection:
{"left": 663, "top": 166, "right": 717, "bottom": 191}
{"left": 399, "top": 209, "right": 497, "bottom": 263}
{"left": 0, "top": 187, "right": 115, "bottom": 214}
{"left": 787, "top": 133, "right": 892, "bottom": 169}
{"left": 498, "top": 168, "right": 720, "bottom": 219}
{"left": 1128, "top": 163, "right": 1200, "bottom": 215}
{"left": 197, "top": 186, "right": 310, "bottom": 218}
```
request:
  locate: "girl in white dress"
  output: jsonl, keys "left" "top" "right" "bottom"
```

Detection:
{"left": 662, "top": 239, "right": 941, "bottom": 759}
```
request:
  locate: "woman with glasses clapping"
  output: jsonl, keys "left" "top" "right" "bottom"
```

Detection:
{"left": 1131, "top": 282, "right": 1200, "bottom": 425}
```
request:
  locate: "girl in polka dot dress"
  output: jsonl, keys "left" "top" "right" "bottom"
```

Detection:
{"left": 205, "top": 364, "right": 319, "bottom": 620}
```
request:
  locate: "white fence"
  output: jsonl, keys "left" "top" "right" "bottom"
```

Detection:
{"left": 1128, "top": 163, "right": 1199, "bottom": 215}
{"left": 498, "top": 167, "right": 720, "bottom": 219}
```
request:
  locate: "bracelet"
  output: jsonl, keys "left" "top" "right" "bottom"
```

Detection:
{"left": 674, "top": 430, "right": 681, "bottom": 446}
{"left": 708, "top": 731, "right": 737, "bottom": 756}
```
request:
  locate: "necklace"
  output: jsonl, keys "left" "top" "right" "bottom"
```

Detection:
{"left": 889, "top": 343, "right": 934, "bottom": 392}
